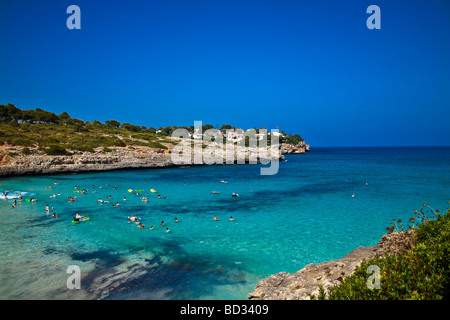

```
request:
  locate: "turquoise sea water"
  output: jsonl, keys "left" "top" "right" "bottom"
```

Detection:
{"left": 0, "top": 147, "right": 449, "bottom": 300}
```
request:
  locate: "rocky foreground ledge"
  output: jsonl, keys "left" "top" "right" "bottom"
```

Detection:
{"left": 248, "top": 231, "right": 415, "bottom": 300}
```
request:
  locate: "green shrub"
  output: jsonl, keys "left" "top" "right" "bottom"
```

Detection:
{"left": 130, "top": 132, "right": 157, "bottom": 141}
{"left": 44, "top": 144, "right": 70, "bottom": 156}
{"left": 76, "top": 145, "right": 95, "bottom": 153}
{"left": 12, "top": 137, "right": 33, "bottom": 146}
{"left": 22, "top": 147, "right": 32, "bottom": 155}
{"left": 158, "top": 138, "right": 176, "bottom": 145}
{"left": 147, "top": 141, "right": 168, "bottom": 150}
{"left": 113, "top": 138, "right": 126, "bottom": 147}
{"left": 313, "top": 208, "right": 450, "bottom": 300}
{"left": 42, "top": 136, "right": 60, "bottom": 145}
{"left": 128, "top": 140, "right": 148, "bottom": 147}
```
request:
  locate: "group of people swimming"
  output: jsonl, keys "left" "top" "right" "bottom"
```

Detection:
{"left": 127, "top": 215, "right": 173, "bottom": 232}
{"left": 2, "top": 190, "right": 37, "bottom": 208}
{"left": 2, "top": 189, "right": 23, "bottom": 201}
{"left": 3, "top": 179, "right": 240, "bottom": 231}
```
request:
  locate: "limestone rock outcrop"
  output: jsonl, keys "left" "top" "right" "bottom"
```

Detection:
{"left": 248, "top": 231, "right": 415, "bottom": 300}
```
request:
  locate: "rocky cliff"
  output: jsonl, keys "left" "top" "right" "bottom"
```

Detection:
{"left": 0, "top": 141, "right": 289, "bottom": 177}
{"left": 248, "top": 230, "right": 415, "bottom": 300}
{"left": 280, "top": 141, "right": 310, "bottom": 154}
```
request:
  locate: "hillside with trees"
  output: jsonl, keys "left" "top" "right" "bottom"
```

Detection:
{"left": 0, "top": 103, "right": 306, "bottom": 156}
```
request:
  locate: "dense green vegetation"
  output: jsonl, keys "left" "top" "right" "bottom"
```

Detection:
{"left": 0, "top": 103, "right": 305, "bottom": 155}
{"left": 0, "top": 103, "right": 171, "bottom": 154}
{"left": 313, "top": 206, "right": 450, "bottom": 300}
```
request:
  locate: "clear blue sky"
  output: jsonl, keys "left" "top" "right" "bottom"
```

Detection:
{"left": 1, "top": 0, "right": 449, "bottom": 146}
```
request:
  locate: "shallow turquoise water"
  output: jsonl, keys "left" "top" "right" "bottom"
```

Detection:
{"left": 0, "top": 147, "right": 449, "bottom": 299}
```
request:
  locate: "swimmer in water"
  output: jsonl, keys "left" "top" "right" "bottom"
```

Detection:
{"left": 74, "top": 213, "right": 84, "bottom": 221}
{"left": 160, "top": 221, "right": 164, "bottom": 226}
{"left": 229, "top": 216, "right": 234, "bottom": 221}
{"left": 175, "top": 217, "right": 178, "bottom": 223}
{"left": 150, "top": 225, "right": 154, "bottom": 230}
{"left": 138, "top": 222, "right": 146, "bottom": 229}
{"left": 166, "top": 227, "right": 170, "bottom": 233}
{"left": 128, "top": 215, "right": 138, "bottom": 222}
{"left": 214, "top": 216, "right": 219, "bottom": 221}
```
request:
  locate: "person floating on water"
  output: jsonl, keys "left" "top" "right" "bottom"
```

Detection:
{"left": 214, "top": 216, "right": 219, "bottom": 221}
{"left": 128, "top": 215, "right": 138, "bottom": 222}
{"left": 165, "top": 227, "right": 170, "bottom": 233}
{"left": 73, "top": 213, "right": 85, "bottom": 222}
{"left": 138, "top": 222, "right": 146, "bottom": 229}
{"left": 231, "top": 192, "right": 239, "bottom": 197}
{"left": 229, "top": 216, "right": 234, "bottom": 221}
{"left": 175, "top": 217, "right": 178, "bottom": 223}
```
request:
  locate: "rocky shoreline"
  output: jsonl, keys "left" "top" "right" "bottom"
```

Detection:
{"left": 248, "top": 230, "right": 415, "bottom": 300}
{"left": 0, "top": 141, "right": 309, "bottom": 177}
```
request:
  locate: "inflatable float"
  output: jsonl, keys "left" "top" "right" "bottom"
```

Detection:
{"left": 72, "top": 217, "right": 90, "bottom": 224}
